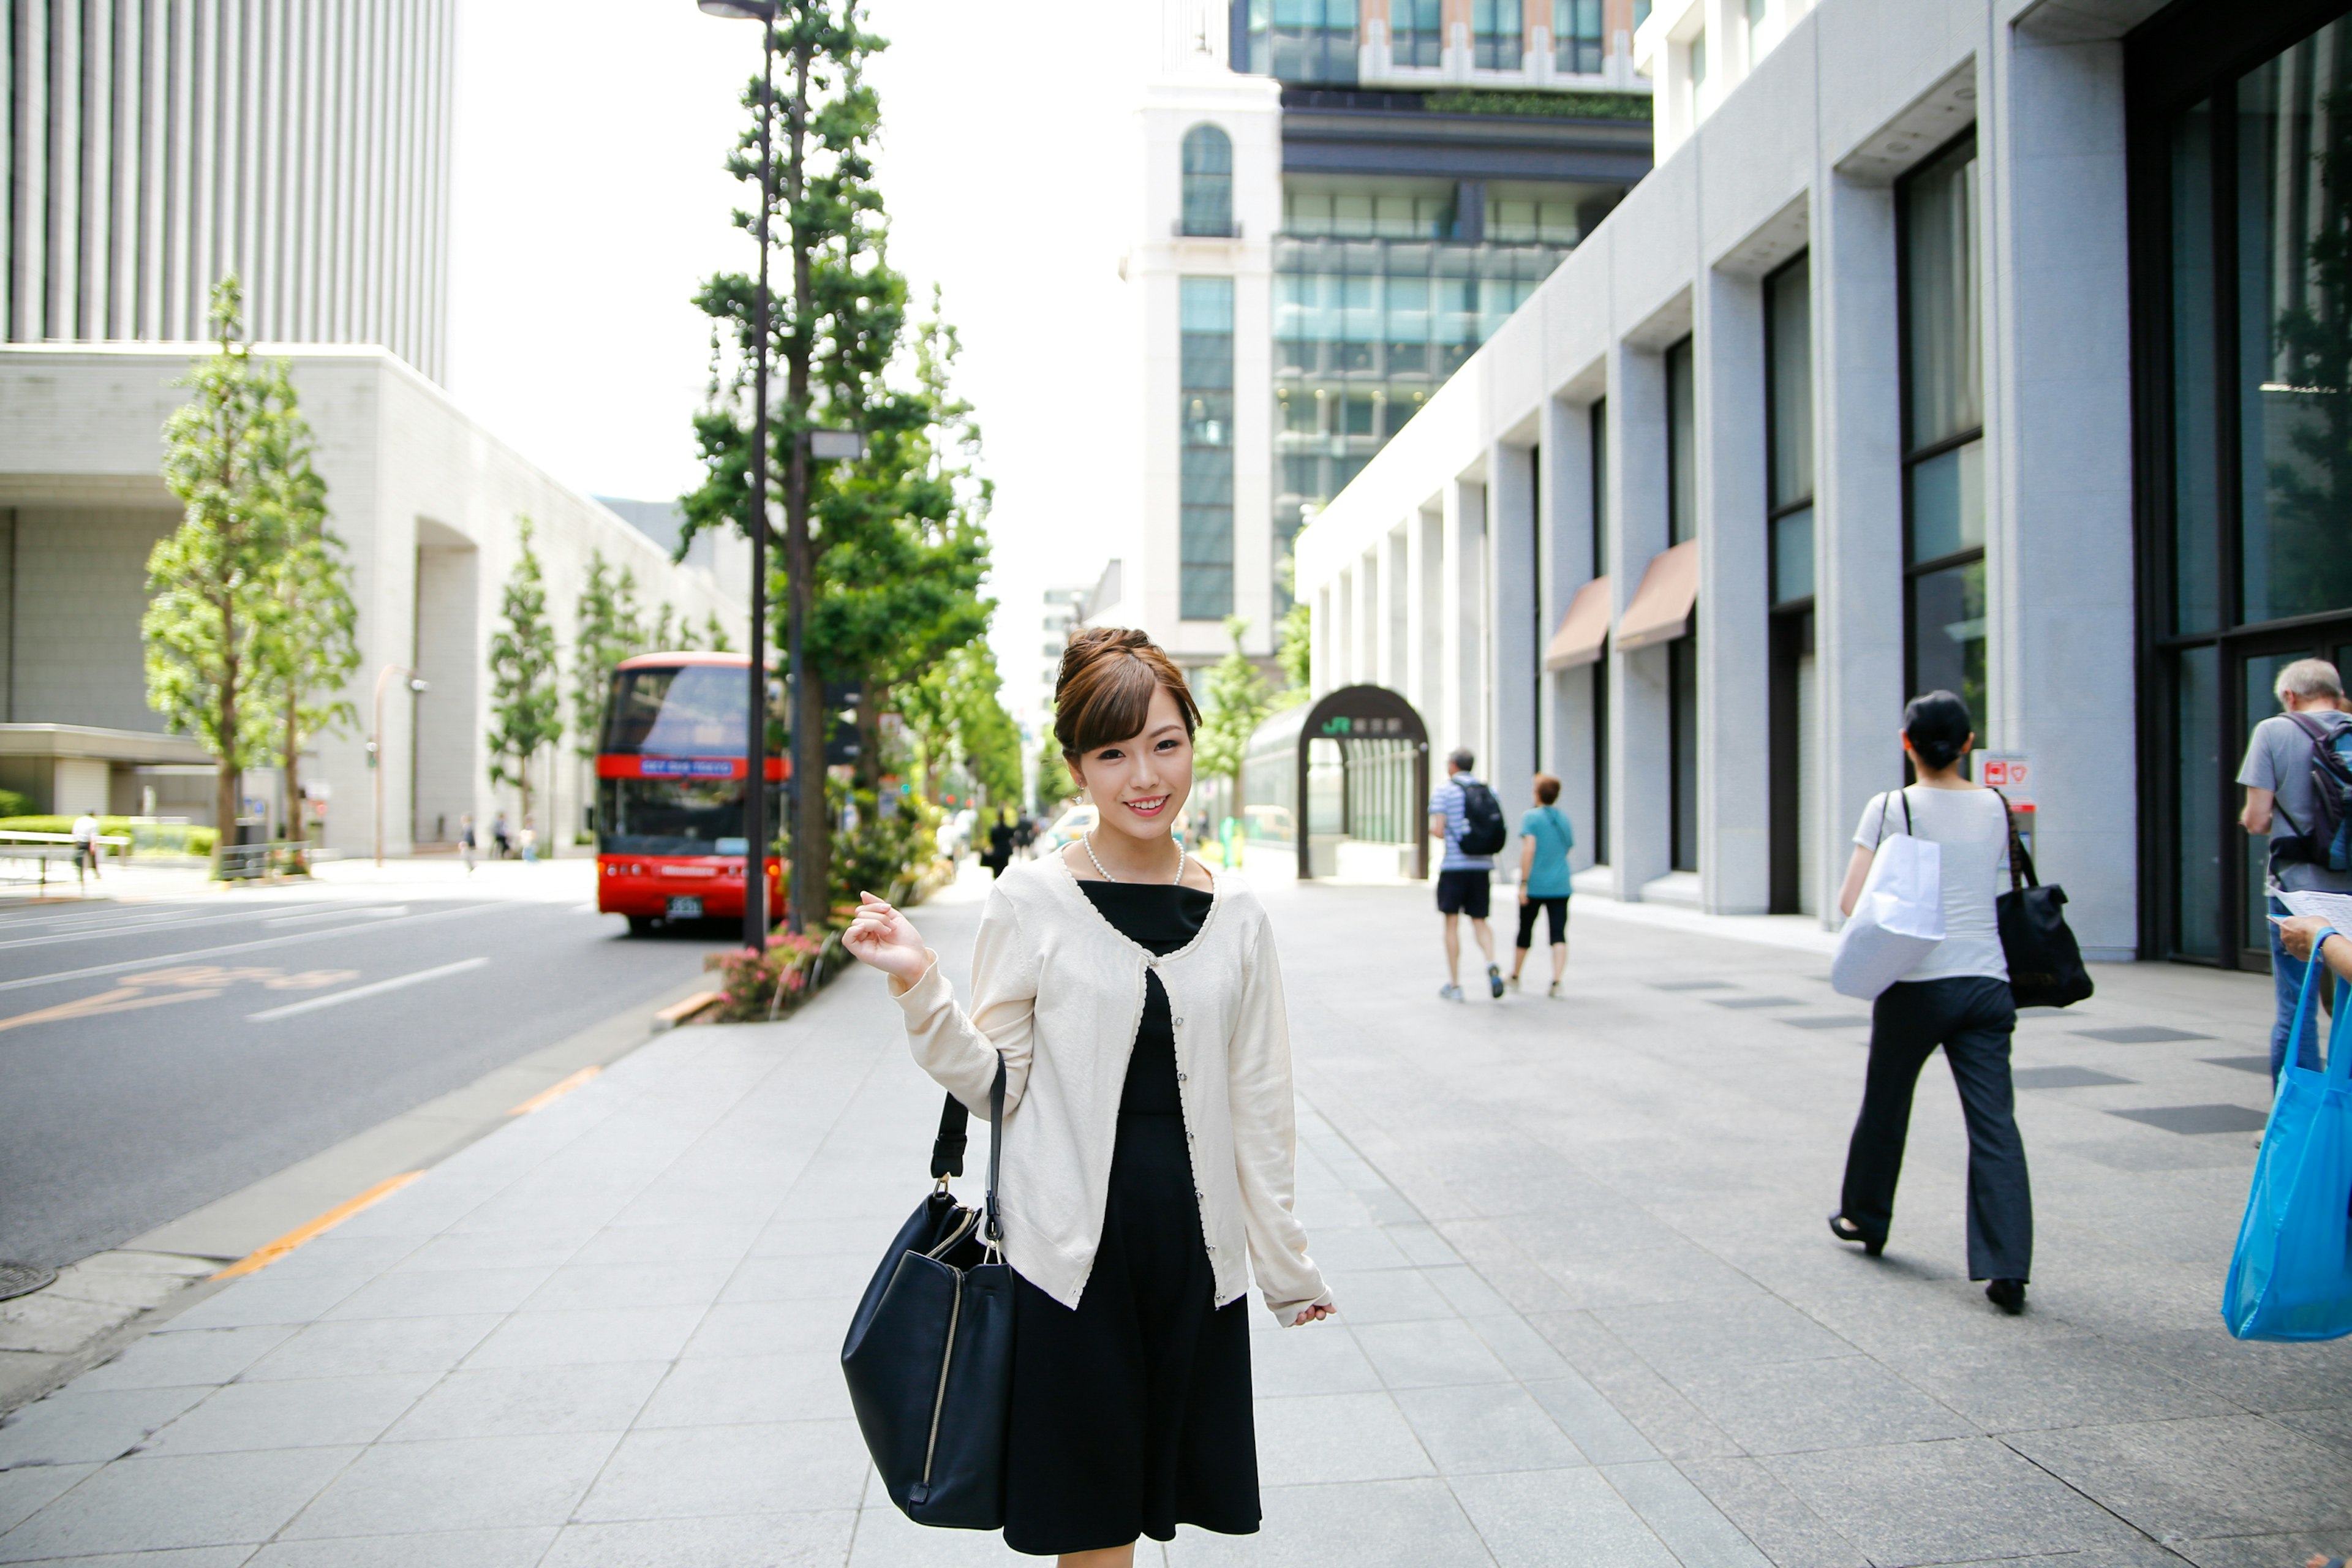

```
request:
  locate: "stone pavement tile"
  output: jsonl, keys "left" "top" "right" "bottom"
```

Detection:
{"left": 0, "top": 1385, "right": 208, "bottom": 1467}
{"left": 2128, "top": 1329, "right": 2352, "bottom": 1414}
{"left": 573, "top": 1224, "right": 763, "bottom": 1267}
{"left": 0, "top": 1550, "right": 251, "bottom": 1568}
{"left": 0, "top": 1446, "right": 355, "bottom": 1561}
{"left": 1306, "top": 1226, "right": 1413, "bottom": 1273}
{"left": 517, "top": 1262, "right": 741, "bottom": 1316}
{"left": 748, "top": 1218, "right": 894, "bottom": 1259}
{"left": 1447, "top": 1467, "right": 1681, "bottom": 1567}
{"left": 250, "top": 1237, "right": 420, "bottom": 1280}
{"left": 0, "top": 1464, "right": 96, "bottom": 1536}
{"left": 277, "top": 1431, "right": 618, "bottom": 1539}
{"left": 1243, "top": 1324, "right": 1384, "bottom": 1398}
{"left": 1319, "top": 1267, "right": 1453, "bottom": 1325}
{"left": 245, "top": 1525, "right": 556, "bottom": 1567}
{"left": 573, "top": 1420, "right": 869, "bottom": 1520}
{"left": 391, "top": 1232, "right": 593, "bottom": 1274}
{"left": 1668, "top": 1355, "right": 1975, "bottom": 1456}
{"left": 162, "top": 1272, "right": 377, "bottom": 1334}
{"left": 1352, "top": 1319, "right": 1515, "bottom": 1390}
{"left": 1169, "top": 1476, "right": 1493, "bottom": 1566}
{"left": 1765, "top": 1436, "right": 2143, "bottom": 1566}
{"left": 681, "top": 1299, "right": 847, "bottom": 1361}
{"left": 633, "top": 1351, "right": 850, "bottom": 1428}
{"left": 1591, "top": 1297, "right": 1858, "bottom": 1378}
{"left": 141, "top": 1374, "right": 438, "bottom": 1455}
{"left": 845, "top": 1496, "right": 1059, "bottom": 1565}
{"left": 322, "top": 1267, "right": 557, "bottom": 1322}
{"left": 71, "top": 1327, "right": 297, "bottom": 1393}
{"left": 1420, "top": 1264, "right": 1518, "bottom": 1322}
{"left": 1526, "top": 1316, "right": 1741, "bottom": 1461}
{"left": 542, "top": 1511, "right": 858, "bottom": 1567}
{"left": 385, "top": 1362, "right": 668, "bottom": 1442}
{"left": 1525, "top": 1376, "right": 1662, "bottom": 1465}
{"left": 1253, "top": 1391, "right": 1433, "bottom": 1485}
{"left": 461, "top": 1306, "right": 706, "bottom": 1370}
{"left": 2275, "top": 1406, "right": 2352, "bottom": 1460}
{"left": 1893, "top": 1335, "right": 2237, "bottom": 1433}
{"left": 1603, "top": 1460, "right": 1776, "bottom": 1567}
{"left": 2176, "top": 1531, "right": 2352, "bottom": 1568}
{"left": 2007, "top": 1414, "right": 2352, "bottom": 1539}
{"left": 239, "top": 1315, "right": 499, "bottom": 1382}
{"left": 715, "top": 1254, "right": 869, "bottom": 1306}
{"left": 1679, "top": 1455, "right": 1870, "bottom": 1568}
{"left": 1458, "top": 1312, "right": 1574, "bottom": 1384}
{"left": 1523, "top": 1241, "right": 1770, "bottom": 1313}
{"left": 1392, "top": 1383, "right": 1588, "bottom": 1474}
{"left": 1381, "top": 1222, "right": 1464, "bottom": 1267}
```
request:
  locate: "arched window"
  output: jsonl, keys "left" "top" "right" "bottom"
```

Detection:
{"left": 1180, "top": 124, "right": 1234, "bottom": 237}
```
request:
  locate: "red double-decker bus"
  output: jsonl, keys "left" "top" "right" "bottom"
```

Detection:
{"left": 595, "top": 652, "right": 785, "bottom": 934}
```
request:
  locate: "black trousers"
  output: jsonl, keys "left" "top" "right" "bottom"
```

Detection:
{"left": 1839, "top": 975, "right": 2033, "bottom": 1281}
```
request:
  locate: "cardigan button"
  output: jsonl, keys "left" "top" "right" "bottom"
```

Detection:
{"left": 1176, "top": 1072, "right": 1187, "bottom": 1082}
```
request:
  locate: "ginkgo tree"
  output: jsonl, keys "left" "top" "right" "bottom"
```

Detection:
{"left": 488, "top": 518, "right": 564, "bottom": 831}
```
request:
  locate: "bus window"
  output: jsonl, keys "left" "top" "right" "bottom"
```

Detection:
{"left": 601, "top": 665, "right": 747, "bottom": 755}
{"left": 597, "top": 777, "right": 783, "bottom": 858}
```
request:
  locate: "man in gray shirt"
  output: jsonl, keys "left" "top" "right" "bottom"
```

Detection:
{"left": 2238, "top": 657, "right": 2352, "bottom": 1080}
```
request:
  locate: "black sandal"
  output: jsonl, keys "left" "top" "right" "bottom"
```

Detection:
{"left": 1828, "top": 1214, "right": 1885, "bottom": 1256}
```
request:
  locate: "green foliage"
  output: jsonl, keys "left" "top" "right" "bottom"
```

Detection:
{"left": 0, "top": 791, "right": 29, "bottom": 820}
{"left": 1273, "top": 598, "right": 1312, "bottom": 710}
{"left": 256, "top": 417, "right": 360, "bottom": 828}
{"left": 572, "top": 551, "right": 644, "bottom": 757}
{"left": 487, "top": 517, "right": 564, "bottom": 823}
{"left": 0, "top": 817, "right": 217, "bottom": 858}
{"left": 1423, "top": 88, "right": 1651, "bottom": 121}
{"left": 828, "top": 784, "right": 940, "bottom": 911}
{"left": 900, "top": 641, "right": 1020, "bottom": 806}
{"left": 1196, "top": 616, "right": 1273, "bottom": 788}
{"left": 703, "top": 612, "right": 734, "bottom": 652}
{"left": 1034, "top": 743, "right": 1076, "bottom": 815}
{"left": 702, "top": 928, "right": 836, "bottom": 1022}
{"left": 148, "top": 277, "right": 309, "bottom": 845}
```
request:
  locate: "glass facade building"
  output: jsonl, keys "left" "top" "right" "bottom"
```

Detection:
{"left": 1182, "top": 277, "right": 1238, "bottom": 621}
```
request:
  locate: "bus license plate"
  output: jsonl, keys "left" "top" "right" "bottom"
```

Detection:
{"left": 666, "top": 896, "right": 703, "bottom": 920}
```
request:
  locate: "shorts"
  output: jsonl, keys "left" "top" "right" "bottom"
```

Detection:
{"left": 1435, "top": 869, "right": 1491, "bottom": 919}
{"left": 1515, "top": 895, "right": 1568, "bottom": 948}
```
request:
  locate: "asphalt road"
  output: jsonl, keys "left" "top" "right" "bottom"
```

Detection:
{"left": 0, "top": 890, "right": 732, "bottom": 1268}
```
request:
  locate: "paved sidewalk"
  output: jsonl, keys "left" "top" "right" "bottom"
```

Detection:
{"left": 0, "top": 869, "right": 2346, "bottom": 1566}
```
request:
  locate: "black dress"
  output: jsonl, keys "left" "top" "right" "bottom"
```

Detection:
{"left": 1002, "top": 879, "right": 1259, "bottom": 1557}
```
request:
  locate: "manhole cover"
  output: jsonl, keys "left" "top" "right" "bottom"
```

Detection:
{"left": 0, "top": 1261, "right": 57, "bottom": 1302}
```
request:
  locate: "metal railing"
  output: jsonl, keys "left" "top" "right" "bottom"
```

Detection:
{"left": 216, "top": 840, "right": 315, "bottom": 881}
{"left": 0, "top": 831, "right": 130, "bottom": 889}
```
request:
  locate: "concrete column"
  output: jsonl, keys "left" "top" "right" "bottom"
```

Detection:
{"left": 1697, "top": 266, "right": 1771, "bottom": 914}
{"left": 1380, "top": 524, "right": 1408, "bottom": 691}
{"left": 1334, "top": 565, "right": 1357, "bottom": 686}
{"left": 1989, "top": 24, "right": 2137, "bottom": 958}
{"left": 1355, "top": 547, "right": 1380, "bottom": 685}
{"left": 1313, "top": 583, "right": 1335, "bottom": 695}
{"left": 79, "top": 0, "right": 113, "bottom": 341}
{"left": 1544, "top": 394, "right": 1599, "bottom": 867}
{"left": 1439, "top": 478, "right": 1485, "bottom": 767}
{"left": 10, "top": 0, "right": 50, "bottom": 342}
{"left": 1607, "top": 339, "right": 1672, "bottom": 896}
{"left": 1488, "top": 442, "right": 1539, "bottom": 843}
{"left": 1814, "top": 172, "right": 1906, "bottom": 925}
{"left": 1406, "top": 503, "right": 1441, "bottom": 718}
{"left": 47, "top": 0, "right": 80, "bottom": 341}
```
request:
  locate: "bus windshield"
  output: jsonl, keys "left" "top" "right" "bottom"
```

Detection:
{"left": 597, "top": 776, "right": 781, "bottom": 859}
{"left": 600, "top": 664, "right": 748, "bottom": 755}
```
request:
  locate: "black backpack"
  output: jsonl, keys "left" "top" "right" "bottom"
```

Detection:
{"left": 1455, "top": 779, "right": 1508, "bottom": 856}
{"left": 2274, "top": 712, "right": 2352, "bottom": 873}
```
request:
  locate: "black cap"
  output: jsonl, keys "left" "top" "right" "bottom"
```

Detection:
{"left": 1902, "top": 690, "right": 1975, "bottom": 769}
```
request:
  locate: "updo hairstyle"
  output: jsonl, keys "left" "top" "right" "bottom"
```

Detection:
{"left": 1054, "top": 628, "right": 1200, "bottom": 761}
{"left": 1901, "top": 690, "right": 1975, "bottom": 771}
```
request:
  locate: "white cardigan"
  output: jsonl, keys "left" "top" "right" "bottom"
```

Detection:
{"left": 888, "top": 854, "right": 1330, "bottom": 1323}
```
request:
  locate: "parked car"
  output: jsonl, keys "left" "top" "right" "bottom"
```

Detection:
{"left": 1037, "top": 804, "right": 1098, "bottom": 854}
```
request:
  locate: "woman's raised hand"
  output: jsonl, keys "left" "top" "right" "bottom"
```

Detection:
{"left": 843, "top": 891, "right": 930, "bottom": 984}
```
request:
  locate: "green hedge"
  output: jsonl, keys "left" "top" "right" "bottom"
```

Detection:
{"left": 1423, "top": 89, "right": 1653, "bottom": 122}
{"left": 0, "top": 816, "right": 218, "bottom": 857}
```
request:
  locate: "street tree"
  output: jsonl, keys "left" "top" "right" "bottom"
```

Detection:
{"left": 1273, "top": 598, "right": 1311, "bottom": 709}
{"left": 147, "top": 277, "right": 309, "bottom": 854}
{"left": 257, "top": 434, "right": 361, "bottom": 846}
{"left": 1195, "top": 616, "right": 1273, "bottom": 796}
{"left": 488, "top": 518, "right": 564, "bottom": 829}
{"left": 572, "top": 551, "right": 643, "bottom": 759}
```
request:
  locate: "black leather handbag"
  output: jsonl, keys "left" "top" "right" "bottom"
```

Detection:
{"left": 1992, "top": 790, "right": 2094, "bottom": 1010}
{"left": 840, "top": 1061, "right": 1015, "bottom": 1530}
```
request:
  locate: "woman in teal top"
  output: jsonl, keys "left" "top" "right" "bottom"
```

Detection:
{"left": 1511, "top": 774, "right": 1575, "bottom": 997}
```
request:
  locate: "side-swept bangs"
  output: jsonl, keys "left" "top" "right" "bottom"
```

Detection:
{"left": 1054, "top": 628, "right": 1200, "bottom": 758}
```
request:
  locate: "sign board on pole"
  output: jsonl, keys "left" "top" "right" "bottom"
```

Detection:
{"left": 1973, "top": 751, "right": 2034, "bottom": 802}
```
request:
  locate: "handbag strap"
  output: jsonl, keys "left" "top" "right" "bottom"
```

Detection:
{"left": 1991, "top": 786, "right": 2037, "bottom": 894}
{"left": 985, "top": 1057, "right": 1006, "bottom": 1243}
{"left": 2285, "top": 926, "right": 2352, "bottom": 1082}
{"left": 929, "top": 1091, "right": 969, "bottom": 1180}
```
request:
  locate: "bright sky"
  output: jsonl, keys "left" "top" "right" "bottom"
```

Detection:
{"left": 445, "top": 0, "right": 1145, "bottom": 726}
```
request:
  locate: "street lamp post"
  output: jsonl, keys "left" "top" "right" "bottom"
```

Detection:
{"left": 698, "top": 0, "right": 779, "bottom": 949}
{"left": 371, "top": 664, "right": 429, "bottom": 867}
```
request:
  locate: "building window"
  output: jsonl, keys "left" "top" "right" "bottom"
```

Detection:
{"left": 1670, "top": 633, "right": 1699, "bottom": 872}
{"left": 1474, "top": 0, "right": 1522, "bottom": 69}
{"left": 1242, "top": 0, "right": 1360, "bottom": 85}
{"left": 2141, "top": 9, "right": 2352, "bottom": 963}
{"left": 1181, "top": 125, "right": 1235, "bottom": 238}
{"left": 1589, "top": 396, "right": 1610, "bottom": 864}
{"left": 1555, "top": 0, "right": 1604, "bottom": 74}
{"left": 1181, "top": 276, "right": 1236, "bottom": 620}
{"left": 1665, "top": 335, "right": 1696, "bottom": 544}
{"left": 1689, "top": 30, "right": 1708, "bottom": 92}
{"left": 1765, "top": 252, "right": 1815, "bottom": 914}
{"left": 1393, "top": 0, "right": 1443, "bottom": 67}
{"left": 1898, "top": 131, "right": 1985, "bottom": 725}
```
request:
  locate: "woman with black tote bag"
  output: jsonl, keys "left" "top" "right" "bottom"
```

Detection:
{"left": 845, "top": 628, "right": 1335, "bottom": 1566}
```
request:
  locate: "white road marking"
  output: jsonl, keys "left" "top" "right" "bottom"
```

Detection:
{"left": 248, "top": 957, "right": 491, "bottom": 1021}
{"left": 0, "top": 902, "right": 506, "bottom": 995}
{"left": 262, "top": 905, "right": 409, "bottom": 927}
{"left": 0, "top": 906, "right": 357, "bottom": 952}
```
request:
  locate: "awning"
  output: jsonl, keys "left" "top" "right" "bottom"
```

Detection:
{"left": 1616, "top": 541, "right": 1699, "bottom": 650}
{"left": 1544, "top": 577, "right": 1611, "bottom": 669}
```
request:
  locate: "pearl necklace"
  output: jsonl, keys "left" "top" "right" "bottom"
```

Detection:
{"left": 1084, "top": 829, "right": 1187, "bottom": 884}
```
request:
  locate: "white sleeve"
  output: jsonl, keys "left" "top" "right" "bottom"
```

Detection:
{"left": 1226, "top": 907, "right": 1331, "bottom": 1324}
{"left": 1852, "top": 791, "right": 1890, "bottom": 851}
{"left": 888, "top": 883, "right": 1038, "bottom": 1118}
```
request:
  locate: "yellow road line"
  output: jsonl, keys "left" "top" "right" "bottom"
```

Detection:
{"left": 211, "top": 1171, "right": 425, "bottom": 1280}
{"left": 507, "top": 1065, "right": 601, "bottom": 1117}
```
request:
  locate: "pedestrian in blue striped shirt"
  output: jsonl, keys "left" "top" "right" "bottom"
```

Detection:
{"left": 1428, "top": 748, "right": 1506, "bottom": 1001}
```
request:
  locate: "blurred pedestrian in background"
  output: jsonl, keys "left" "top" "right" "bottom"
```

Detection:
{"left": 985, "top": 809, "right": 1016, "bottom": 879}
{"left": 492, "top": 811, "right": 511, "bottom": 860}
{"left": 1829, "top": 691, "right": 2032, "bottom": 1317}
{"left": 1430, "top": 748, "right": 1506, "bottom": 1001}
{"left": 1510, "top": 774, "right": 1573, "bottom": 997}
{"left": 519, "top": 816, "right": 538, "bottom": 864}
{"left": 459, "top": 813, "right": 477, "bottom": 874}
{"left": 70, "top": 810, "right": 100, "bottom": 881}
{"left": 2237, "top": 658, "right": 2352, "bottom": 1082}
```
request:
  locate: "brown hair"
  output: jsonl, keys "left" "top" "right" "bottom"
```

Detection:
{"left": 1533, "top": 772, "right": 1561, "bottom": 805}
{"left": 1055, "top": 628, "right": 1200, "bottom": 758}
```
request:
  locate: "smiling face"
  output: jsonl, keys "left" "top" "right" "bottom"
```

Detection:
{"left": 1066, "top": 683, "right": 1194, "bottom": 844}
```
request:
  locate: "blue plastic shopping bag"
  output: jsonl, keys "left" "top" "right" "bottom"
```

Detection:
{"left": 2223, "top": 929, "right": 2352, "bottom": 1341}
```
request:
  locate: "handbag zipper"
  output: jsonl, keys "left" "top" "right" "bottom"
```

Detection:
{"left": 919, "top": 1267, "right": 962, "bottom": 1488}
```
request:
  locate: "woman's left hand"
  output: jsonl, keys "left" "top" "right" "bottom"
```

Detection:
{"left": 2277, "top": 913, "right": 2333, "bottom": 961}
{"left": 1291, "top": 1302, "right": 1337, "bottom": 1327}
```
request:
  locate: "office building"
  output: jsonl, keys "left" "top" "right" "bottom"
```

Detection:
{"left": 1297, "top": 0, "right": 2345, "bottom": 974}
{"left": 1116, "top": 0, "right": 1654, "bottom": 671}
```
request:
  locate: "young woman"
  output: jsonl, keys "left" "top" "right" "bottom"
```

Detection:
{"left": 1509, "top": 772, "right": 1574, "bottom": 997}
{"left": 843, "top": 627, "right": 1335, "bottom": 1566}
{"left": 1827, "top": 690, "right": 2033, "bottom": 1316}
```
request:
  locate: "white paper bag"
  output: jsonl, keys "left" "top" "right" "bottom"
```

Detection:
{"left": 1830, "top": 830, "right": 1945, "bottom": 1000}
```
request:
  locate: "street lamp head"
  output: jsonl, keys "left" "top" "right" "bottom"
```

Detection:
{"left": 696, "top": 0, "right": 776, "bottom": 18}
{"left": 808, "top": 428, "right": 868, "bottom": 462}
{"left": 408, "top": 677, "right": 430, "bottom": 695}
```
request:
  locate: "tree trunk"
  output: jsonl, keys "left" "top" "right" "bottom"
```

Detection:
{"left": 283, "top": 682, "right": 302, "bottom": 857}
{"left": 854, "top": 679, "right": 881, "bottom": 793}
